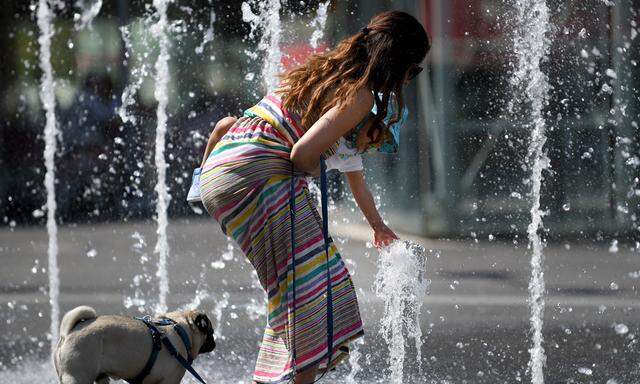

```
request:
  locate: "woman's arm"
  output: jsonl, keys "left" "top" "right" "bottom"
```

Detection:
{"left": 345, "top": 170, "right": 399, "bottom": 247}
{"left": 200, "top": 116, "right": 237, "bottom": 168}
{"left": 290, "top": 88, "right": 374, "bottom": 173}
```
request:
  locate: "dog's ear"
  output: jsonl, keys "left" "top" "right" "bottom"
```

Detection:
{"left": 193, "top": 312, "right": 211, "bottom": 334}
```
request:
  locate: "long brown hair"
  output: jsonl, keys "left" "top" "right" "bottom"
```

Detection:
{"left": 277, "top": 10, "right": 430, "bottom": 144}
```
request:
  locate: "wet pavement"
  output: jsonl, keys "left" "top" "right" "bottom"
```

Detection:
{"left": 1, "top": 214, "right": 639, "bottom": 383}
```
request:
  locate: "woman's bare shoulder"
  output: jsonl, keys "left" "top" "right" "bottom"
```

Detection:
{"left": 334, "top": 88, "right": 374, "bottom": 123}
{"left": 331, "top": 86, "right": 373, "bottom": 105}
{"left": 353, "top": 87, "right": 375, "bottom": 106}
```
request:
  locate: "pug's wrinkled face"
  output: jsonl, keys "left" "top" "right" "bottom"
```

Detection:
{"left": 192, "top": 312, "right": 216, "bottom": 354}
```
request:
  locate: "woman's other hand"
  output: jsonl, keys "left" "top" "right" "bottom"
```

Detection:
{"left": 355, "top": 118, "right": 382, "bottom": 153}
{"left": 200, "top": 116, "right": 237, "bottom": 168}
{"left": 345, "top": 171, "right": 397, "bottom": 247}
{"left": 372, "top": 221, "right": 399, "bottom": 248}
{"left": 306, "top": 164, "right": 321, "bottom": 177}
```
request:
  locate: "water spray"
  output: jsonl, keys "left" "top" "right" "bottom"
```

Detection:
{"left": 374, "top": 241, "right": 430, "bottom": 383}
{"left": 36, "top": 0, "right": 60, "bottom": 355}
{"left": 152, "top": 0, "right": 172, "bottom": 314}
{"left": 510, "top": 1, "right": 552, "bottom": 382}
{"left": 241, "top": 0, "right": 282, "bottom": 92}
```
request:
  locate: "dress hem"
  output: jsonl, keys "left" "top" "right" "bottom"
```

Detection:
{"left": 252, "top": 329, "right": 365, "bottom": 384}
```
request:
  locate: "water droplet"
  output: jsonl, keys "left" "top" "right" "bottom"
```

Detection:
{"left": 609, "top": 240, "right": 619, "bottom": 253}
{"left": 601, "top": 83, "right": 614, "bottom": 94}
{"left": 32, "top": 209, "right": 45, "bottom": 218}
{"left": 614, "top": 323, "right": 629, "bottom": 335}
{"left": 578, "top": 28, "right": 587, "bottom": 38}
{"left": 578, "top": 367, "right": 593, "bottom": 375}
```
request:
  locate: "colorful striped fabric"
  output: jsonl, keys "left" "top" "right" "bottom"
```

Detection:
{"left": 199, "top": 92, "right": 364, "bottom": 383}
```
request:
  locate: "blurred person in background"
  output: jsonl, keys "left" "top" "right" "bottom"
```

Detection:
{"left": 58, "top": 72, "right": 118, "bottom": 222}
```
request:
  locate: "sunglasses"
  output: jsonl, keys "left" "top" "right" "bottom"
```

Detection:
{"left": 407, "top": 65, "right": 423, "bottom": 80}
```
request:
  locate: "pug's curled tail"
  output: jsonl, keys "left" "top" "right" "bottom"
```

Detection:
{"left": 60, "top": 305, "right": 97, "bottom": 338}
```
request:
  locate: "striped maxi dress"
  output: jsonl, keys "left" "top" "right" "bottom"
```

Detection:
{"left": 199, "top": 92, "right": 364, "bottom": 383}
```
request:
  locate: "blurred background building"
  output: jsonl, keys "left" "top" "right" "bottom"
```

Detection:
{"left": 1, "top": 0, "right": 638, "bottom": 238}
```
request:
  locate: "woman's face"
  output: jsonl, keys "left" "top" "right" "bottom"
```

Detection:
{"left": 403, "top": 63, "right": 423, "bottom": 85}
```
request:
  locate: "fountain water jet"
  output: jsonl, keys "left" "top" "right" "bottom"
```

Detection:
{"left": 374, "top": 241, "right": 430, "bottom": 383}
{"left": 73, "top": 0, "right": 102, "bottom": 30}
{"left": 195, "top": 6, "right": 216, "bottom": 55}
{"left": 241, "top": 0, "right": 282, "bottom": 91}
{"left": 118, "top": 19, "right": 160, "bottom": 129}
{"left": 36, "top": 0, "right": 60, "bottom": 355}
{"left": 509, "top": 1, "right": 552, "bottom": 383}
{"left": 152, "top": 0, "right": 172, "bottom": 314}
{"left": 345, "top": 338, "right": 364, "bottom": 384}
{"left": 309, "top": 1, "right": 329, "bottom": 50}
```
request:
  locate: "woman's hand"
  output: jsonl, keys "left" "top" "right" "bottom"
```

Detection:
{"left": 200, "top": 116, "right": 237, "bottom": 168}
{"left": 306, "top": 164, "right": 321, "bottom": 177}
{"left": 344, "top": 171, "right": 398, "bottom": 248}
{"left": 372, "top": 221, "right": 399, "bottom": 248}
{"left": 355, "top": 118, "right": 383, "bottom": 153}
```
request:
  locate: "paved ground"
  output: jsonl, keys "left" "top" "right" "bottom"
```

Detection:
{"left": 0, "top": 210, "right": 639, "bottom": 383}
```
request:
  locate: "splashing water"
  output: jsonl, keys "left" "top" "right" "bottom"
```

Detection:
{"left": 212, "top": 292, "right": 230, "bottom": 340}
{"left": 210, "top": 237, "right": 235, "bottom": 269}
{"left": 124, "top": 232, "right": 152, "bottom": 313}
{"left": 152, "top": 0, "right": 172, "bottom": 314}
{"left": 374, "top": 241, "right": 430, "bottom": 383}
{"left": 509, "top": 1, "right": 552, "bottom": 383}
{"left": 195, "top": 8, "right": 216, "bottom": 55}
{"left": 36, "top": 0, "right": 60, "bottom": 355}
{"left": 118, "top": 23, "right": 152, "bottom": 125}
{"left": 345, "top": 338, "right": 364, "bottom": 384}
{"left": 241, "top": 0, "right": 282, "bottom": 91}
{"left": 246, "top": 269, "right": 267, "bottom": 321}
{"left": 260, "top": 0, "right": 281, "bottom": 90}
{"left": 182, "top": 240, "right": 231, "bottom": 341}
{"left": 309, "top": 1, "right": 329, "bottom": 49}
{"left": 182, "top": 289, "right": 229, "bottom": 338}
{"left": 73, "top": 0, "right": 102, "bottom": 30}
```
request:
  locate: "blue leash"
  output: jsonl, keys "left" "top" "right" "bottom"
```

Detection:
{"left": 289, "top": 157, "right": 333, "bottom": 382}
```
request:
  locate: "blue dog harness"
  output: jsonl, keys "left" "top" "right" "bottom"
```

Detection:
{"left": 128, "top": 316, "right": 208, "bottom": 384}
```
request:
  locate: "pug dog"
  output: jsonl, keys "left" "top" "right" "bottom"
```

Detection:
{"left": 54, "top": 305, "right": 215, "bottom": 384}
